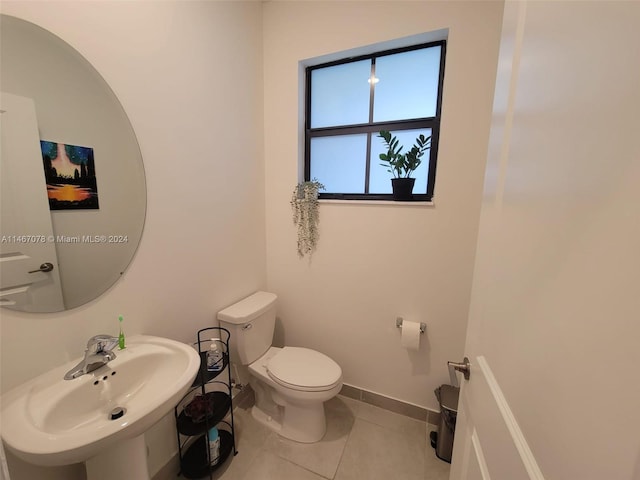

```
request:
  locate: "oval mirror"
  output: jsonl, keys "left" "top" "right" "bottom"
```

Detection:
{"left": 0, "top": 15, "right": 146, "bottom": 313}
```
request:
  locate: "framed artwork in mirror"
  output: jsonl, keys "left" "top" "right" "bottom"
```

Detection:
{"left": 40, "top": 140, "right": 99, "bottom": 210}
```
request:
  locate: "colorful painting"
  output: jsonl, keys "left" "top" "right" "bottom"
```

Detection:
{"left": 40, "top": 141, "right": 99, "bottom": 210}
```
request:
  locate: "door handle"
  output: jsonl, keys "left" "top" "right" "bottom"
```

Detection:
{"left": 448, "top": 357, "right": 471, "bottom": 381}
{"left": 28, "top": 262, "right": 54, "bottom": 273}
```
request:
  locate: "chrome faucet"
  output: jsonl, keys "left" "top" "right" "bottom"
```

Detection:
{"left": 64, "top": 334, "right": 119, "bottom": 380}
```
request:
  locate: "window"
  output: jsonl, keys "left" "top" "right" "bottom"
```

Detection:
{"left": 304, "top": 41, "right": 446, "bottom": 201}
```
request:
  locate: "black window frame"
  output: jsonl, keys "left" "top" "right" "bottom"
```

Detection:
{"left": 304, "top": 40, "right": 446, "bottom": 201}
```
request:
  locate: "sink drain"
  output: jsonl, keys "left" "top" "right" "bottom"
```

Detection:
{"left": 109, "top": 407, "right": 126, "bottom": 420}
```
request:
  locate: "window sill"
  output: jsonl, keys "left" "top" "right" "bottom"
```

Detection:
{"left": 319, "top": 199, "right": 435, "bottom": 207}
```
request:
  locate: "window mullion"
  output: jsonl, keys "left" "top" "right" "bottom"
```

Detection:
{"left": 309, "top": 118, "right": 435, "bottom": 137}
{"left": 364, "top": 133, "right": 372, "bottom": 194}
{"left": 364, "top": 59, "right": 376, "bottom": 194}
{"left": 368, "top": 58, "right": 376, "bottom": 122}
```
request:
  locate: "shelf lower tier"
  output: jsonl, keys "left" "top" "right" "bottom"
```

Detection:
{"left": 176, "top": 391, "right": 231, "bottom": 436}
{"left": 180, "top": 430, "right": 235, "bottom": 479}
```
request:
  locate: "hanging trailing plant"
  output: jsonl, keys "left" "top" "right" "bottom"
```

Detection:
{"left": 291, "top": 180, "right": 324, "bottom": 258}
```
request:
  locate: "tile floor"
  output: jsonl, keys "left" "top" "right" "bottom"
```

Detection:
{"left": 172, "top": 394, "right": 451, "bottom": 480}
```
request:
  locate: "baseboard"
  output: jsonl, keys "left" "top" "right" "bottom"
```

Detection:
{"left": 231, "top": 383, "right": 253, "bottom": 408}
{"left": 151, "top": 454, "right": 178, "bottom": 480}
{"left": 339, "top": 383, "right": 441, "bottom": 425}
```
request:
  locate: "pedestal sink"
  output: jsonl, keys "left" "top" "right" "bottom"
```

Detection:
{"left": 1, "top": 335, "right": 200, "bottom": 480}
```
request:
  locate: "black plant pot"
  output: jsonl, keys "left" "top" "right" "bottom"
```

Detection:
{"left": 391, "top": 178, "right": 416, "bottom": 201}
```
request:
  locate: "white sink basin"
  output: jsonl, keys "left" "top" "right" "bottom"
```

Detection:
{"left": 1, "top": 335, "right": 199, "bottom": 471}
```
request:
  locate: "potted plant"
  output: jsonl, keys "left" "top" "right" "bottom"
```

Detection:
{"left": 291, "top": 180, "right": 324, "bottom": 258}
{"left": 378, "top": 130, "right": 431, "bottom": 201}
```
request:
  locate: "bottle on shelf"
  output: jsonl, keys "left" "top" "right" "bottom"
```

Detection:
{"left": 208, "top": 427, "right": 220, "bottom": 466}
{"left": 206, "top": 338, "right": 223, "bottom": 372}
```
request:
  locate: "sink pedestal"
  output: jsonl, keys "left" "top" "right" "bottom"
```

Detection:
{"left": 85, "top": 434, "right": 149, "bottom": 480}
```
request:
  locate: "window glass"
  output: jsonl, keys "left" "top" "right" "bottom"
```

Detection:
{"left": 373, "top": 47, "right": 442, "bottom": 122}
{"left": 310, "top": 134, "right": 368, "bottom": 193}
{"left": 311, "top": 60, "right": 371, "bottom": 128}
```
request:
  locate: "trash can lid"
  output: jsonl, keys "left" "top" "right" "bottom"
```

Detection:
{"left": 439, "top": 384, "right": 460, "bottom": 412}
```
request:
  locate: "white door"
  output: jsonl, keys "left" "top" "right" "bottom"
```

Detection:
{"left": 450, "top": 1, "right": 640, "bottom": 479}
{"left": 0, "top": 92, "right": 64, "bottom": 312}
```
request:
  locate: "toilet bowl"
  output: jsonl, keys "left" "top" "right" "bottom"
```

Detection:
{"left": 247, "top": 346, "right": 342, "bottom": 443}
{"left": 216, "top": 291, "right": 343, "bottom": 443}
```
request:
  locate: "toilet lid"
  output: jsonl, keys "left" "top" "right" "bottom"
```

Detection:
{"left": 267, "top": 347, "right": 342, "bottom": 391}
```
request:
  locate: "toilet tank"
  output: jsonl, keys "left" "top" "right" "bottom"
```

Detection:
{"left": 217, "top": 291, "right": 277, "bottom": 365}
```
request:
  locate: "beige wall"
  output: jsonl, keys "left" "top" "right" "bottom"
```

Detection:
{"left": 263, "top": 1, "right": 503, "bottom": 410}
{"left": 0, "top": 2, "right": 265, "bottom": 479}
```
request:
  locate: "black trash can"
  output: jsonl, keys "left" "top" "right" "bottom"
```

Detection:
{"left": 431, "top": 384, "right": 460, "bottom": 463}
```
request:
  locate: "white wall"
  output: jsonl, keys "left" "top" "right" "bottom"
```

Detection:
{"left": 0, "top": 2, "right": 265, "bottom": 479}
{"left": 263, "top": 1, "right": 503, "bottom": 411}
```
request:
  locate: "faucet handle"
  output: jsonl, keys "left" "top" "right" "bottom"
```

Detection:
{"left": 87, "top": 334, "right": 119, "bottom": 353}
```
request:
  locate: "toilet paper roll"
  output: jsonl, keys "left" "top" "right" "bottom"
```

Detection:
{"left": 401, "top": 320, "right": 421, "bottom": 351}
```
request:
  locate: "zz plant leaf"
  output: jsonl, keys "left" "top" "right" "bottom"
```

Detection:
{"left": 378, "top": 131, "right": 431, "bottom": 179}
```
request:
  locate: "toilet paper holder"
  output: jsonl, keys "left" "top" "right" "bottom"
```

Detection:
{"left": 396, "top": 317, "right": 426, "bottom": 334}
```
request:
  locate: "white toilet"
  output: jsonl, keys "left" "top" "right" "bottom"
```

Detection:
{"left": 217, "top": 291, "right": 342, "bottom": 443}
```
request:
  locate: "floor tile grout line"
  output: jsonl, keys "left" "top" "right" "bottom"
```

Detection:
{"left": 331, "top": 414, "right": 359, "bottom": 480}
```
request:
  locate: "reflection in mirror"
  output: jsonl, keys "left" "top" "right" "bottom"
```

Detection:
{"left": 0, "top": 15, "right": 146, "bottom": 313}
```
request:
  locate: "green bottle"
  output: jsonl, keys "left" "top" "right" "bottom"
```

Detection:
{"left": 118, "top": 315, "right": 126, "bottom": 349}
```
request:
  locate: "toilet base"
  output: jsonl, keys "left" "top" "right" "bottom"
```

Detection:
{"left": 251, "top": 404, "right": 282, "bottom": 434}
{"left": 251, "top": 401, "right": 327, "bottom": 443}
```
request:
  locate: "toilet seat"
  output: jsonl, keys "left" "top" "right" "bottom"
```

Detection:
{"left": 266, "top": 347, "right": 342, "bottom": 392}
